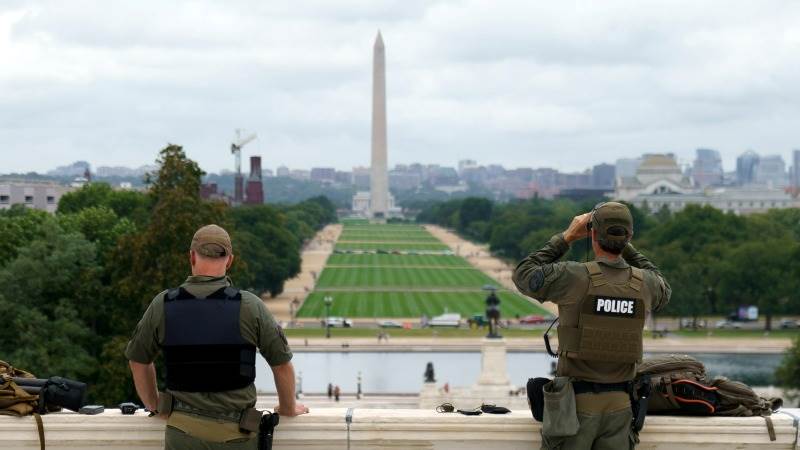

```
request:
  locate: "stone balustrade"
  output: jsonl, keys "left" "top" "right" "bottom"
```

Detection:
{"left": 1, "top": 408, "right": 799, "bottom": 449}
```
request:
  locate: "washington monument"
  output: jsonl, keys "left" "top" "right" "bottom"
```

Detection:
{"left": 370, "top": 31, "right": 389, "bottom": 218}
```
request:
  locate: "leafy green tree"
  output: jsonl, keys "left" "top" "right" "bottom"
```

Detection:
{"left": 459, "top": 197, "right": 493, "bottom": 232}
{"left": 229, "top": 206, "right": 301, "bottom": 296}
{"left": 58, "top": 182, "right": 150, "bottom": 222}
{"left": 717, "top": 239, "right": 799, "bottom": 330}
{"left": 776, "top": 336, "right": 800, "bottom": 406}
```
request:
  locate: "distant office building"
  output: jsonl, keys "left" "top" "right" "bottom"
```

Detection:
{"left": 615, "top": 158, "right": 641, "bottom": 180}
{"left": 289, "top": 170, "right": 310, "bottom": 180}
{"left": 310, "top": 167, "right": 336, "bottom": 183}
{"left": 389, "top": 170, "right": 422, "bottom": 191}
{"left": 0, "top": 181, "right": 72, "bottom": 213}
{"left": 352, "top": 167, "right": 371, "bottom": 190}
{"left": 276, "top": 166, "right": 290, "bottom": 178}
{"left": 793, "top": 149, "right": 800, "bottom": 188}
{"left": 458, "top": 159, "right": 478, "bottom": 174}
{"left": 334, "top": 171, "right": 352, "bottom": 185}
{"left": 736, "top": 151, "right": 760, "bottom": 185}
{"left": 591, "top": 163, "right": 616, "bottom": 188}
{"left": 692, "top": 148, "right": 723, "bottom": 187}
{"left": 428, "top": 167, "right": 460, "bottom": 186}
{"left": 754, "top": 155, "right": 787, "bottom": 187}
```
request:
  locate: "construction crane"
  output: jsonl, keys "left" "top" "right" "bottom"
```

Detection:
{"left": 231, "top": 129, "right": 257, "bottom": 204}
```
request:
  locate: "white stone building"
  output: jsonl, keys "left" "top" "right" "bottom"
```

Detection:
{"left": 615, "top": 154, "right": 694, "bottom": 202}
{"left": 615, "top": 154, "right": 798, "bottom": 214}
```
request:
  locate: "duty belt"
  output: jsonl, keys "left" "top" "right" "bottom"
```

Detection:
{"left": 173, "top": 399, "right": 244, "bottom": 423}
{"left": 572, "top": 380, "right": 631, "bottom": 395}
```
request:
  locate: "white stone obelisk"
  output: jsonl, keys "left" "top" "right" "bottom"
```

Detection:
{"left": 370, "top": 31, "right": 389, "bottom": 218}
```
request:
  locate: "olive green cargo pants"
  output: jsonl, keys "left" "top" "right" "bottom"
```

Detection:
{"left": 165, "top": 425, "right": 257, "bottom": 450}
{"left": 541, "top": 392, "right": 637, "bottom": 450}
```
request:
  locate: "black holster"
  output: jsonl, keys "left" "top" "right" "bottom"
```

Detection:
{"left": 630, "top": 377, "right": 651, "bottom": 432}
{"left": 258, "top": 412, "right": 280, "bottom": 450}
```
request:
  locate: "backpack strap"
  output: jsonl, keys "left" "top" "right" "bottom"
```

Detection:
{"left": 585, "top": 262, "right": 608, "bottom": 287}
{"left": 628, "top": 267, "right": 644, "bottom": 292}
{"left": 33, "top": 412, "right": 44, "bottom": 450}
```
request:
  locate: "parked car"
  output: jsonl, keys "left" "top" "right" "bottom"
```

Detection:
{"left": 429, "top": 313, "right": 461, "bottom": 327}
{"left": 519, "top": 315, "right": 546, "bottom": 325}
{"left": 779, "top": 318, "right": 800, "bottom": 329}
{"left": 470, "top": 314, "right": 489, "bottom": 326}
{"left": 321, "top": 317, "right": 352, "bottom": 328}
{"left": 714, "top": 319, "right": 742, "bottom": 329}
{"left": 377, "top": 320, "right": 403, "bottom": 328}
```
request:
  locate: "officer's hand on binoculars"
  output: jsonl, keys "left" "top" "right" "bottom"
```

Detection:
{"left": 275, "top": 403, "right": 310, "bottom": 417}
{"left": 564, "top": 213, "right": 591, "bottom": 243}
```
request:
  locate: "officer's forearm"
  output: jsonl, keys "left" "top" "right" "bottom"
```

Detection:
{"left": 272, "top": 362, "right": 296, "bottom": 412}
{"left": 129, "top": 361, "right": 158, "bottom": 412}
{"left": 512, "top": 233, "right": 569, "bottom": 295}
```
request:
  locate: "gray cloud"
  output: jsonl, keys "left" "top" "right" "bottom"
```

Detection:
{"left": 0, "top": 0, "right": 799, "bottom": 174}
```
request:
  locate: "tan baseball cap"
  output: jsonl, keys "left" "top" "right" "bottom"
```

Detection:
{"left": 591, "top": 202, "right": 633, "bottom": 241}
{"left": 190, "top": 224, "right": 232, "bottom": 258}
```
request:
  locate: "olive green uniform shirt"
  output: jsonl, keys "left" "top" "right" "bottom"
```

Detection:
{"left": 124, "top": 275, "right": 292, "bottom": 413}
{"left": 513, "top": 233, "right": 671, "bottom": 382}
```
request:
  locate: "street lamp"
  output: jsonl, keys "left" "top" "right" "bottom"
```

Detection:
{"left": 296, "top": 371, "right": 303, "bottom": 399}
{"left": 357, "top": 371, "right": 362, "bottom": 400}
{"left": 324, "top": 296, "right": 334, "bottom": 339}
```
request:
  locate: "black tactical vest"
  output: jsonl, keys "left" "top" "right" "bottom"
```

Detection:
{"left": 163, "top": 286, "right": 256, "bottom": 392}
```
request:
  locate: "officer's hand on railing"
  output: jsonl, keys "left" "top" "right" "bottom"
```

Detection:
{"left": 563, "top": 213, "right": 592, "bottom": 243}
{"left": 274, "top": 403, "right": 310, "bottom": 417}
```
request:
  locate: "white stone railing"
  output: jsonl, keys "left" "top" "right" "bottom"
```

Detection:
{"left": 1, "top": 408, "right": 799, "bottom": 449}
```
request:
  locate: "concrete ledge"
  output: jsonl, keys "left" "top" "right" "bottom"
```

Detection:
{"left": 1, "top": 408, "right": 798, "bottom": 449}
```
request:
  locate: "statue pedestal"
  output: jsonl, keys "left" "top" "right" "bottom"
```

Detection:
{"left": 419, "top": 338, "right": 528, "bottom": 410}
{"left": 476, "top": 337, "right": 511, "bottom": 386}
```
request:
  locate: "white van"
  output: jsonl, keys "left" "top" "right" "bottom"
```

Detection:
{"left": 429, "top": 313, "right": 461, "bottom": 327}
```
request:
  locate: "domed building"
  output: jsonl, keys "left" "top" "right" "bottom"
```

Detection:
{"left": 615, "top": 153, "right": 694, "bottom": 201}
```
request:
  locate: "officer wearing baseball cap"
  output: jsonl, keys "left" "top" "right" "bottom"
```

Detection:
{"left": 513, "top": 202, "right": 671, "bottom": 449}
{"left": 126, "top": 224, "right": 308, "bottom": 449}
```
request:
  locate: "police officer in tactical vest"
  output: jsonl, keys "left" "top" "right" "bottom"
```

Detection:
{"left": 126, "top": 224, "right": 308, "bottom": 449}
{"left": 513, "top": 202, "right": 671, "bottom": 449}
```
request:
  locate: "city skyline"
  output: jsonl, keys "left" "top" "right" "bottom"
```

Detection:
{"left": 2, "top": 1, "right": 800, "bottom": 174}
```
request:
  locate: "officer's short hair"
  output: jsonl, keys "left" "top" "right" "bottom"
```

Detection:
{"left": 597, "top": 225, "right": 629, "bottom": 255}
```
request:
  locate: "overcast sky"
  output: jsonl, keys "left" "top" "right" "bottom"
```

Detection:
{"left": 1, "top": 0, "right": 799, "bottom": 174}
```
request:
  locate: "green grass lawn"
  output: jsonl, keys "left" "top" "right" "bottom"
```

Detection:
{"left": 296, "top": 290, "right": 548, "bottom": 318}
{"left": 316, "top": 266, "right": 498, "bottom": 288}
{"left": 338, "top": 232, "right": 441, "bottom": 242}
{"left": 335, "top": 242, "right": 450, "bottom": 251}
{"left": 326, "top": 253, "right": 471, "bottom": 267}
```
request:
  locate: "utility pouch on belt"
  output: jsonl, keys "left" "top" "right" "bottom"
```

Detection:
{"left": 527, "top": 377, "right": 550, "bottom": 422}
{"left": 157, "top": 391, "right": 174, "bottom": 416}
{"left": 542, "top": 377, "right": 579, "bottom": 437}
{"left": 239, "top": 408, "right": 262, "bottom": 433}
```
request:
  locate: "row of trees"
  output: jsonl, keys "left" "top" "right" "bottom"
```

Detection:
{"left": 0, "top": 145, "right": 336, "bottom": 404}
{"left": 418, "top": 197, "right": 800, "bottom": 327}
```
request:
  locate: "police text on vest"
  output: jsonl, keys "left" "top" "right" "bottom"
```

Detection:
{"left": 593, "top": 297, "right": 636, "bottom": 316}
